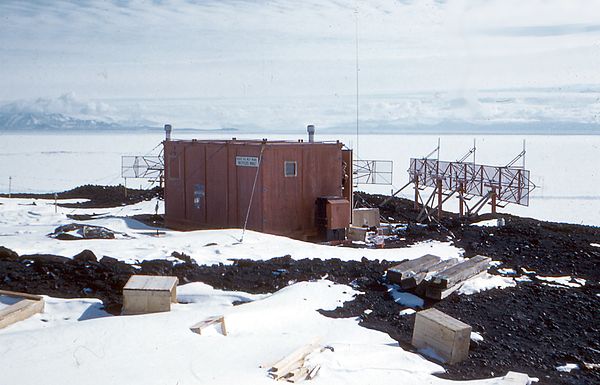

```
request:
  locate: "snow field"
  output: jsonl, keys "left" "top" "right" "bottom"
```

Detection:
{"left": 0, "top": 197, "right": 462, "bottom": 265}
{"left": 0, "top": 280, "right": 535, "bottom": 385}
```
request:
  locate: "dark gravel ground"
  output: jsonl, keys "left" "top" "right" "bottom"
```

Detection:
{"left": 0, "top": 184, "right": 161, "bottom": 208}
{"left": 1, "top": 187, "right": 599, "bottom": 384}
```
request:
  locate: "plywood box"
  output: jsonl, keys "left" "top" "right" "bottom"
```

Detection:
{"left": 122, "top": 275, "right": 178, "bottom": 315}
{"left": 352, "top": 208, "right": 380, "bottom": 227}
{"left": 412, "top": 308, "right": 471, "bottom": 364}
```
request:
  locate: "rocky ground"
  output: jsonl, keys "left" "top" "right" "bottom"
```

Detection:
{"left": 1, "top": 186, "right": 598, "bottom": 384}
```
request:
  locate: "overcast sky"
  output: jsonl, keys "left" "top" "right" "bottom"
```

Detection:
{"left": 1, "top": 0, "right": 600, "bottom": 128}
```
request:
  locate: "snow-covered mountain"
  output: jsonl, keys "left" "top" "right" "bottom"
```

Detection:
{"left": 0, "top": 111, "right": 123, "bottom": 131}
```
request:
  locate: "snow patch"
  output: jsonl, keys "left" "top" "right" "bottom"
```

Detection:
{"left": 556, "top": 363, "right": 579, "bottom": 372}
{"left": 497, "top": 268, "right": 517, "bottom": 275}
{"left": 458, "top": 273, "right": 516, "bottom": 295}
{"left": 387, "top": 285, "right": 425, "bottom": 308}
{"left": 399, "top": 308, "right": 416, "bottom": 316}
{"left": 536, "top": 275, "right": 586, "bottom": 288}
{"left": 471, "top": 219, "right": 500, "bottom": 227}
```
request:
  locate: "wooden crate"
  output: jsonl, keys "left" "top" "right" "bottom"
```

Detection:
{"left": 122, "top": 275, "right": 178, "bottom": 315}
{"left": 352, "top": 208, "right": 380, "bottom": 227}
{"left": 412, "top": 308, "right": 471, "bottom": 364}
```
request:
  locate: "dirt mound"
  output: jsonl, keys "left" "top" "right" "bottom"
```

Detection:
{"left": 1, "top": 184, "right": 162, "bottom": 209}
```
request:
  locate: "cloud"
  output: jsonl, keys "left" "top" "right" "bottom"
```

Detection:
{"left": 0, "top": 93, "right": 117, "bottom": 121}
{"left": 482, "top": 23, "right": 600, "bottom": 37}
{"left": 1, "top": 0, "right": 600, "bottom": 121}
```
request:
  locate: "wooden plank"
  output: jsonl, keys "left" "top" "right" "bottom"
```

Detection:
{"left": 426, "top": 270, "right": 486, "bottom": 300}
{"left": 387, "top": 254, "right": 441, "bottom": 284}
{"left": 190, "top": 316, "right": 227, "bottom": 336}
{"left": 400, "top": 258, "right": 460, "bottom": 289}
{"left": 269, "top": 340, "right": 320, "bottom": 378}
{"left": 286, "top": 366, "right": 309, "bottom": 383}
{"left": 0, "top": 299, "right": 44, "bottom": 329}
{"left": 430, "top": 255, "right": 491, "bottom": 289}
{"left": 0, "top": 289, "right": 43, "bottom": 301}
{"left": 306, "top": 365, "right": 321, "bottom": 380}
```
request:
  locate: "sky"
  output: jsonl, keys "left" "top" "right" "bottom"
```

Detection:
{"left": 1, "top": 0, "right": 600, "bottom": 129}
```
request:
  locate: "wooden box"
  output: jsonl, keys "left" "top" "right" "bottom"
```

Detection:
{"left": 412, "top": 308, "right": 471, "bottom": 364}
{"left": 122, "top": 275, "right": 178, "bottom": 315}
{"left": 352, "top": 208, "right": 380, "bottom": 227}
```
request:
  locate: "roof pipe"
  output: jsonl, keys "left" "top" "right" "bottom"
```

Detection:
{"left": 164, "top": 124, "right": 172, "bottom": 141}
{"left": 307, "top": 124, "right": 315, "bottom": 143}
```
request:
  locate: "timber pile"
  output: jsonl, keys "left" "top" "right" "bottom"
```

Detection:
{"left": 266, "top": 340, "right": 324, "bottom": 383}
{"left": 387, "top": 255, "right": 491, "bottom": 300}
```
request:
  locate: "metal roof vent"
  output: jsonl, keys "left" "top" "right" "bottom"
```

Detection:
{"left": 307, "top": 124, "right": 315, "bottom": 143}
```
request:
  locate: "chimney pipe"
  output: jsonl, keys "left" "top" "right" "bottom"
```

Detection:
{"left": 307, "top": 124, "right": 315, "bottom": 143}
{"left": 164, "top": 124, "right": 172, "bottom": 141}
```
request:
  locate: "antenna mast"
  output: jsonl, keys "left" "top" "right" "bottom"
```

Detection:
{"left": 354, "top": 6, "right": 360, "bottom": 160}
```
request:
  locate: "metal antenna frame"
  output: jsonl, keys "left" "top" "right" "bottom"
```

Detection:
{"left": 408, "top": 142, "right": 536, "bottom": 220}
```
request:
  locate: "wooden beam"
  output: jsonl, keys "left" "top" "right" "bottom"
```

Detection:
{"left": 387, "top": 254, "right": 441, "bottom": 285}
{"left": 0, "top": 289, "right": 43, "bottom": 301}
{"left": 426, "top": 271, "right": 486, "bottom": 300}
{"left": 430, "top": 256, "right": 491, "bottom": 289}
{"left": 268, "top": 340, "right": 320, "bottom": 380}
{"left": 403, "top": 258, "right": 460, "bottom": 290}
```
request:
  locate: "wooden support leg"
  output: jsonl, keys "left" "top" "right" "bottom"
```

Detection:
{"left": 459, "top": 183, "right": 464, "bottom": 217}
{"left": 437, "top": 179, "right": 443, "bottom": 219}
{"left": 414, "top": 179, "right": 419, "bottom": 210}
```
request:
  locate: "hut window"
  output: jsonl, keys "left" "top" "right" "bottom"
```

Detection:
{"left": 284, "top": 161, "right": 297, "bottom": 177}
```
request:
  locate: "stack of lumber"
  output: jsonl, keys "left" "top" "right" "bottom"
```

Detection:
{"left": 387, "top": 255, "right": 491, "bottom": 300}
{"left": 266, "top": 340, "right": 323, "bottom": 383}
{"left": 426, "top": 255, "right": 491, "bottom": 299}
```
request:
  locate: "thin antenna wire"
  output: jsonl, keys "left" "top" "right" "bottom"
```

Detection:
{"left": 240, "top": 144, "right": 266, "bottom": 243}
{"left": 355, "top": 6, "right": 360, "bottom": 160}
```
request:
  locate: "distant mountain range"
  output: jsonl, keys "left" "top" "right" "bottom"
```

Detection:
{"left": 1, "top": 109, "right": 598, "bottom": 134}
{"left": 0, "top": 111, "right": 245, "bottom": 132}
{"left": 0, "top": 111, "right": 137, "bottom": 130}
